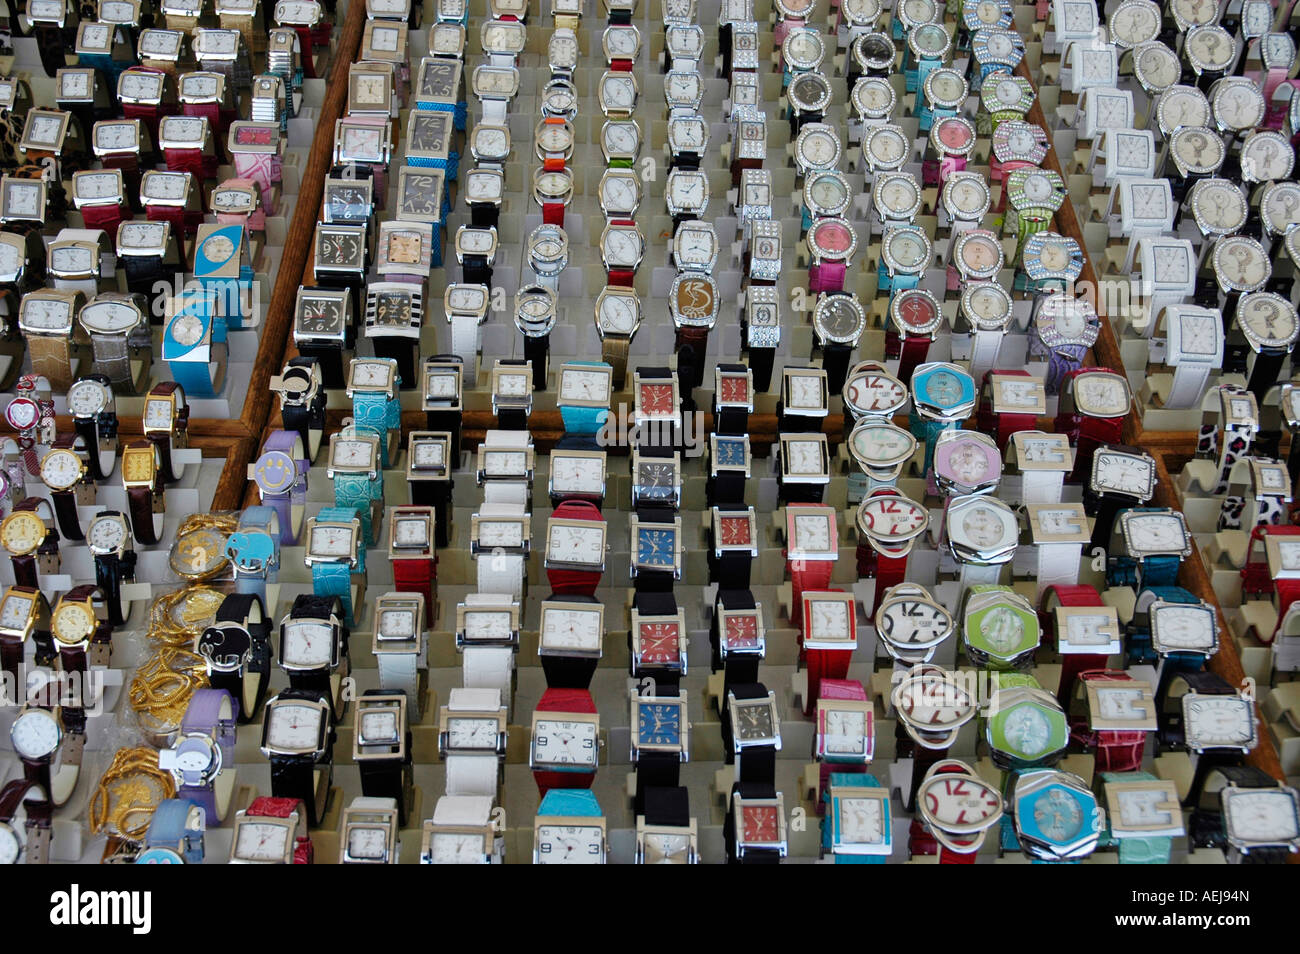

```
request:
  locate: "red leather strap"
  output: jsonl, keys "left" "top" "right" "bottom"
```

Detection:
{"left": 1077, "top": 670, "right": 1147, "bottom": 772}
{"left": 786, "top": 557, "right": 834, "bottom": 629}
{"left": 121, "top": 95, "right": 170, "bottom": 152}
{"left": 896, "top": 335, "right": 932, "bottom": 387}
{"left": 246, "top": 795, "right": 313, "bottom": 864}
{"left": 538, "top": 688, "right": 597, "bottom": 714}
{"left": 163, "top": 146, "right": 216, "bottom": 180}
{"left": 392, "top": 556, "right": 436, "bottom": 609}
{"left": 610, "top": 58, "right": 633, "bottom": 72}
{"left": 1275, "top": 579, "right": 1300, "bottom": 643}
{"left": 181, "top": 99, "right": 222, "bottom": 130}
{"left": 977, "top": 369, "right": 1040, "bottom": 452}
{"left": 542, "top": 199, "right": 565, "bottom": 227}
{"left": 546, "top": 501, "right": 604, "bottom": 597}
{"left": 804, "top": 652, "right": 852, "bottom": 713}
{"left": 533, "top": 688, "right": 598, "bottom": 795}
{"left": 146, "top": 203, "right": 189, "bottom": 259}
{"left": 99, "top": 151, "right": 140, "bottom": 177}
{"left": 939, "top": 845, "right": 979, "bottom": 863}
{"left": 292, "top": 25, "right": 318, "bottom": 77}
{"left": 542, "top": 156, "right": 567, "bottom": 171}
{"left": 1241, "top": 525, "right": 1290, "bottom": 597}
{"left": 79, "top": 201, "right": 127, "bottom": 236}
{"left": 607, "top": 268, "right": 636, "bottom": 288}
{"left": 1041, "top": 584, "right": 1107, "bottom": 708}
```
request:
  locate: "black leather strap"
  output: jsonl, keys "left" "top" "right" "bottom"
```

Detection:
{"left": 296, "top": 339, "right": 348, "bottom": 391}
{"left": 524, "top": 333, "right": 549, "bottom": 391}
{"left": 268, "top": 687, "right": 334, "bottom": 826}
{"left": 35, "top": 24, "right": 67, "bottom": 77}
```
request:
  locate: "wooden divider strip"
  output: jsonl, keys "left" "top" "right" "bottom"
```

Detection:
{"left": 211, "top": 0, "right": 368, "bottom": 511}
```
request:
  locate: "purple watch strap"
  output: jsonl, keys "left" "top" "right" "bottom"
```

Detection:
{"left": 259, "top": 429, "right": 308, "bottom": 544}
{"left": 181, "top": 688, "right": 239, "bottom": 763}
{"left": 1046, "top": 344, "right": 1087, "bottom": 395}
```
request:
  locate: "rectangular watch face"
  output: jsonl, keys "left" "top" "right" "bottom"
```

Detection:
{"left": 396, "top": 169, "right": 446, "bottom": 223}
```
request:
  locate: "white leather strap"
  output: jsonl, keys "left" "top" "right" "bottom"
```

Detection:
{"left": 445, "top": 754, "right": 501, "bottom": 797}
{"left": 483, "top": 482, "right": 529, "bottom": 505}
{"left": 1019, "top": 469, "right": 1065, "bottom": 505}
{"left": 351, "top": 795, "right": 399, "bottom": 811}
{"left": 958, "top": 561, "right": 1003, "bottom": 590}
{"left": 968, "top": 329, "right": 1004, "bottom": 385}
{"left": 484, "top": 429, "right": 531, "bottom": 449}
{"left": 449, "top": 312, "right": 483, "bottom": 386}
{"left": 462, "top": 646, "right": 513, "bottom": 713}
{"left": 476, "top": 552, "right": 524, "bottom": 598}
{"left": 377, "top": 648, "right": 423, "bottom": 716}
{"left": 448, "top": 686, "right": 502, "bottom": 710}
{"left": 432, "top": 793, "right": 494, "bottom": 826}
{"left": 1034, "top": 541, "right": 1083, "bottom": 598}
{"left": 480, "top": 99, "right": 508, "bottom": 124}
{"left": 1164, "top": 361, "right": 1212, "bottom": 410}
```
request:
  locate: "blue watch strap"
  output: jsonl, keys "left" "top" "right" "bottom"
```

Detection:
{"left": 239, "top": 504, "right": 281, "bottom": 537}
{"left": 167, "top": 356, "right": 220, "bottom": 399}
{"left": 558, "top": 361, "right": 612, "bottom": 436}
{"left": 538, "top": 788, "right": 603, "bottom": 817}
{"left": 1141, "top": 554, "right": 1181, "bottom": 589}
{"left": 333, "top": 471, "right": 380, "bottom": 545}
{"left": 351, "top": 385, "right": 400, "bottom": 468}
{"left": 142, "top": 798, "right": 205, "bottom": 863}
{"left": 822, "top": 771, "right": 888, "bottom": 864}
{"left": 1100, "top": 770, "right": 1173, "bottom": 864}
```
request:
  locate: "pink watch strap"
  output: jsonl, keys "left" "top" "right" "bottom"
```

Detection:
{"left": 808, "top": 261, "right": 847, "bottom": 294}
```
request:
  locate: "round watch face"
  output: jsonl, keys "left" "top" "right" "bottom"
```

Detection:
{"left": 10, "top": 708, "right": 60, "bottom": 760}
{"left": 919, "top": 770, "right": 1002, "bottom": 833}
{"left": 814, "top": 294, "right": 866, "bottom": 343}
{"left": 1, "top": 512, "right": 45, "bottom": 555}
{"left": 1192, "top": 180, "right": 1248, "bottom": 233}
{"left": 797, "top": 126, "right": 841, "bottom": 170}
{"left": 853, "top": 77, "right": 895, "bottom": 117}
{"left": 962, "top": 282, "right": 1011, "bottom": 328}
{"left": 1212, "top": 236, "right": 1270, "bottom": 291}
{"left": 808, "top": 218, "right": 856, "bottom": 258}
{"left": 40, "top": 450, "right": 83, "bottom": 491}
{"left": 1186, "top": 25, "right": 1234, "bottom": 70}
{"left": 1237, "top": 293, "right": 1298, "bottom": 348}
{"left": 805, "top": 171, "right": 850, "bottom": 216}
{"left": 892, "top": 289, "right": 940, "bottom": 334}
{"left": 1133, "top": 41, "right": 1180, "bottom": 91}
{"left": 933, "top": 117, "right": 974, "bottom": 154}
{"left": 865, "top": 126, "right": 908, "bottom": 168}
{"left": 1241, "top": 132, "right": 1295, "bottom": 185}
{"left": 87, "top": 515, "right": 127, "bottom": 552}
{"left": 67, "top": 379, "right": 108, "bottom": 417}
{"left": 52, "top": 601, "right": 96, "bottom": 645}
{"left": 1261, "top": 182, "right": 1300, "bottom": 236}
{"left": 883, "top": 229, "right": 928, "bottom": 270}
{"left": 956, "top": 232, "right": 1002, "bottom": 277}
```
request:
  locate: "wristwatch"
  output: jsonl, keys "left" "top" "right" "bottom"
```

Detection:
{"left": 196, "top": 592, "right": 272, "bottom": 725}
{"left": 228, "top": 796, "right": 313, "bottom": 864}
{"left": 260, "top": 687, "right": 334, "bottom": 827}
{"left": 437, "top": 687, "right": 507, "bottom": 799}
{"left": 1030, "top": 292, "right": 1101, "bottom": 394}
{"left": 529, "top": 688, "right": 600, "bottom": 795}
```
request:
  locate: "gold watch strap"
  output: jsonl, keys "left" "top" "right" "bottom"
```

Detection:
{"left": 554, "top": 12, "right": 580, "bottom": 29}
{"left": 26, "top": 334, "right": 74, "bottom": 391}
{"left": 601, "top": 334, "right": 630, "bottom": 391}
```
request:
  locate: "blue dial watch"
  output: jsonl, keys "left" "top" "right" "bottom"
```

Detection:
{"left": 194, "top": 223, "right": 254, "bottom": 330}
{"left": 163, "top": 287, "right": 227, "bottom": 398}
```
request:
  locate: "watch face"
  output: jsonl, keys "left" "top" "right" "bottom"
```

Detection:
{"left": 883, "top": 229, "right": 927, "bottom": 269}
{"left": 1151, "top": 604, "right": 1215, "bottom": 651}
{"left": 40, "top": 450, "right": 82, "bottom": 491}
{"left": 635, "top": 526, "right": 677, "bottom": 569}
{"left": 1073, "top": 373, "right": 1129, "bottom": 416}
{"left": 540, "top": 605, "right": 602, "bottom": 651}
{"left": 844, "top": 369, "right": 907, "bottom": 414}
{"left": 878, "top": 594, "right": 950, "bottom": 648}
{"left": 858, "top": 495, "right": 927, "bottom": 542}
{"left": 10, "top": 708, "right": 60, "bottom": 759}
{"left": 445, "top": 715, "right": 499, "bottom": 748}
{"left": 791, "top": 511, "right": 833, "bottom": 551}
{"left": 550, "top": 453, "right": 605, "bottom": 494}
{"left": 635, "top": 621, "right": 681, "bottom": 666}
{"left": 533, "top": 719, "right": 598, "bottom": 766}
{"left": 1123, "top": 513, "right": 1187, "bottom": 552}
{"left": 952, "top": 502, "right": 1014, "bottom": 548}
{"left": 1214, "top": 237, "right": 1270, "bottom": 290}
{"left": 297, "top": 297, "right": 345, "bottom": 336}
{"left": 601, "top": 74, "right": 637, "bottom": 110}
{"left": 281, "top": 621, "right": 335, "bottom": 668}
{"left": 309, "top": 523, "right": 355, "bottom": 557}
{"left": 558, "top": 368, "right": 611, "bottom": 404}
{"left": 1135, "top": 42, "right": 1179, "bottom": 90}
{"left": 265, "top": 703, "right": 324, "bottom": 750}
{"left": 1224, "top": 790, "right": 1300, "bottom": 844}
{"left": 234, "top": 822, "right": 289, "bottom": 861}
{"left": 535, "top": 825, "right": 603, "bottom": 863}
{"left": 392, "top": 517, "right": 430, "bottom": 548}
{"left": 1238, "top": 294, "right": 1298, "bottom": 348}
{"left": 1184, "top": 695, "right": 1255, "bottom": 748}
{"left": 546, "top": 522, "right": 604, "bottom": 563}
{"left": 797, "top": 126, "right": 840, "bottom": 169}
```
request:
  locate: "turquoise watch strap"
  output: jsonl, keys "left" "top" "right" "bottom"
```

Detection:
{"left": 333, "top": 471, "right": 381, "bottom": 545}
{"left": 879, "top": 269, "right": 921, "bottom": 296}
{"left": 311, "top": 505, "right": 366, "bottom": 625}
{"left": 1141, "top": 554, "right": 1181, "bottom": 589}
{"left": 909, "top": 412, "right": 957, "bottom": 475}
{"left": 821, "top": 771, "right": 888, "bottom": 864}
{"left": 351, "top": 377, "right": 401, "bottom": 467}
{"left": 558, "top": 361, "right": 612, "bottom": 436}
{"left": 538, "top": 788, "right": 603, "bottom": 817}
{"left": 1100, "top": 771, "right": 1173, "bottom": 864}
